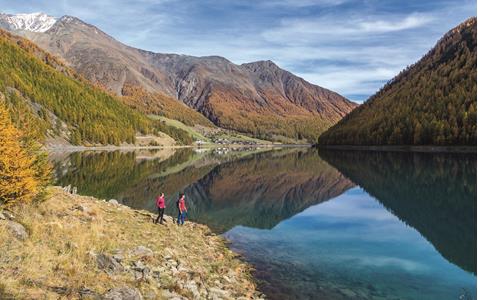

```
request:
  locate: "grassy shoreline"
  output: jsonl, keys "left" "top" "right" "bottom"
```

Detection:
{"left": 0, "top": 187, "right": 263, "bottom": 300}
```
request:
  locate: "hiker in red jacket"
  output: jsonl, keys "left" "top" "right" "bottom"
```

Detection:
{"left": 154, "top": 193, "right": 165, "bottom": 224}
{"left": 176, "top": 193, "right": 187, "bottom": 225}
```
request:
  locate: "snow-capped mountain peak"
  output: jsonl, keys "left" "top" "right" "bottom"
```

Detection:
{"left": 0, "top": 12, "right": 57, "bottom": 33}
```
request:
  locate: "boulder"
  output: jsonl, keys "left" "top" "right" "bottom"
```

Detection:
{"left": 112, "top": 254, "right": 124, "bottom": 263}
{"left": 208, "top": 287, "right": 230, "bottom": 299}
{"left": 185, "top": 280, "right": 200, "bottom": 300}
{"left": 74, "top": 204, "right": 91, "bottom": 214}
{"left": 108, "top": 199, "right": 119, "bottom": 205}
{"left": 167, "top": 259, "right": 178, "bottom": 267}
{"left": 5, "top": 220, "right": 28, "bottom": 240}
{"left": 130, "top": 246, "right": 153, "bottom": 258}
{"left": 112, "top": 249, "right": 125, "bottom": 262}
{"left": 160, "top": 290, "right": 184, "bottom": 300}
{"left": 131, "top": 260, "right": 150, "bottom": 280}
{"left": 132, "top": 260, "right": 148, "bottom": 271}
{"left": 79, "top": 287, "right": 100, "bottom": 299}
{"left": 103, "top": 287, "right": 143, "bottom": 300}
{"left": 96, "top": 253, "right": 124, "bottom": 274}
{"left": 2, "top": 210, "right": 15, "bottom": 220}
{"left": 143, "top": 290, "right": 157, "bottom": 300}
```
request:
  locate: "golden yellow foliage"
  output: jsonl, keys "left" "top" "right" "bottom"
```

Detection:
{"left": 0, "top": 102, "right": 51, "bottom": 206}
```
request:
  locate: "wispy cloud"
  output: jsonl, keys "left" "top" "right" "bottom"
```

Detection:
{"left": 0, "top": 0, "right": 475, "bottom": 102}
{"left": 260, "top": 0, "right": 350, "bottom": 8}
{"left": 261, "top": 13, "right": 435, "bottom": 44}
{"left": 359, "top": 13, "right": 435, "bottom": 33}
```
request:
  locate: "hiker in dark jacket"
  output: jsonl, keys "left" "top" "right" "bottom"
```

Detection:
{"left": 154, "top": 193, "right": 165, "bottom": 224}
{"left": 176, "top": 193, "right": 187, "bottom": 225}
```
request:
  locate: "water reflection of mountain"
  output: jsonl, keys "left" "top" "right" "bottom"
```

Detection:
{"left": 54, "top": 148, "right": 231, "bottom": 213}
{"left": 184, "top": 149, "right": 355, "bottom": 233}
{"left": 54, "top": 148, "right": 355, "bottom": 234}
{"left": 319, "top": 149, "right": 477, "bottom": 274}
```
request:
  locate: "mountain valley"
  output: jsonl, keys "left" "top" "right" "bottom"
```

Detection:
{"left": 0, "top": 12, "right": 357, "bottom": 143}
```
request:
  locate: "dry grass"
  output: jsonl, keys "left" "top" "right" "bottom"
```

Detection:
{"left": 0, "top": 187, "right": 260, "bottom": 299}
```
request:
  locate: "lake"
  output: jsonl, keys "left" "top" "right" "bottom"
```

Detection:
{"left": 51, "top": 147, "right": 477, "bottom": 300}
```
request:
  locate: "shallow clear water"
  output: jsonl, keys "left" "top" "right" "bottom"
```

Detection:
{"left": 52, "top": 147, "right": 477, "bottom": 299}
{"left": 225, "top": 188, "right": 475, "bottom": 299}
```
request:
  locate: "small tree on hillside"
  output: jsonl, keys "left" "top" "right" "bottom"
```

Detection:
{"left": 0, "top": 102, "right": 51, "bottom": 206}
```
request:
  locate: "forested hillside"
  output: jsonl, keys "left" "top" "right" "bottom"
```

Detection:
{"left": 0, "top": 30, "right": 192, "bottom": 145}
{"left": 319, "top": 18, "right": 477, "bottom": 146}
{"left": 121, "top": 85, "right": 214, "bottom": 128}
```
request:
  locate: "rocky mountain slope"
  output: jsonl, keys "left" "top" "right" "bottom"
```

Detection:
{"left": 0, "top": 13, "right": 357, "bottom": 142}
{"left": 319, "top": 18, "right": 477, "bottom": 146}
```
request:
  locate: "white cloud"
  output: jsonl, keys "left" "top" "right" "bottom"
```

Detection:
{"left": 261, "top": 0, "right": 349, "bottom": 8}
{"left": 358, "top": 14, "right": 435, "bottom": 33}
{"left": 262, "top": 13, "right": 435, "bottom": 44}
{"left": 1, "top": 0, "right": 474, "bottom": 101}
{"left": 253, "top": 12, "right": 444, "bottom": 100}
{"left": 296, "top": 67, "right": 398, "bottom": 101}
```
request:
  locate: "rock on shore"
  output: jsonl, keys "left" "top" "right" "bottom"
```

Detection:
{"left": 0, "top": 187, "right": 264, "bottom": 299}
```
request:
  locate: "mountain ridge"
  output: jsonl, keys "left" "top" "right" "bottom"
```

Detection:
{"left": 0, "top": 12, "right": 57, "bottom": 32}
{"left": 0, "top": 12, "right": 357, "bottom": 142}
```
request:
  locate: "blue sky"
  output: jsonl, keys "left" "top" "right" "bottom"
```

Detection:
{"left": 1, "top": 0, "right": 476, "bottom": 102}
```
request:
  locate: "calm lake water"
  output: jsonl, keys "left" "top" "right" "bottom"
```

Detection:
{"left": 52, "top": 147, "right": 477, "bottom": 300}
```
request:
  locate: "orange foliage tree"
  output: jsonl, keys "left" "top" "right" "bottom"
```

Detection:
{"left": 0, "top": 101, "right": 51, "bottom": 206}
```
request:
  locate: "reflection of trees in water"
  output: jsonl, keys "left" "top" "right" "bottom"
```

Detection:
{"left": 184, "top": 149, "right": 355, "bottom": 233}
{"left": 55, "top": 149, "right": 197, "bottom": 200}
{"left": 319, "top": 149, "right": 476, "bottom": 274}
